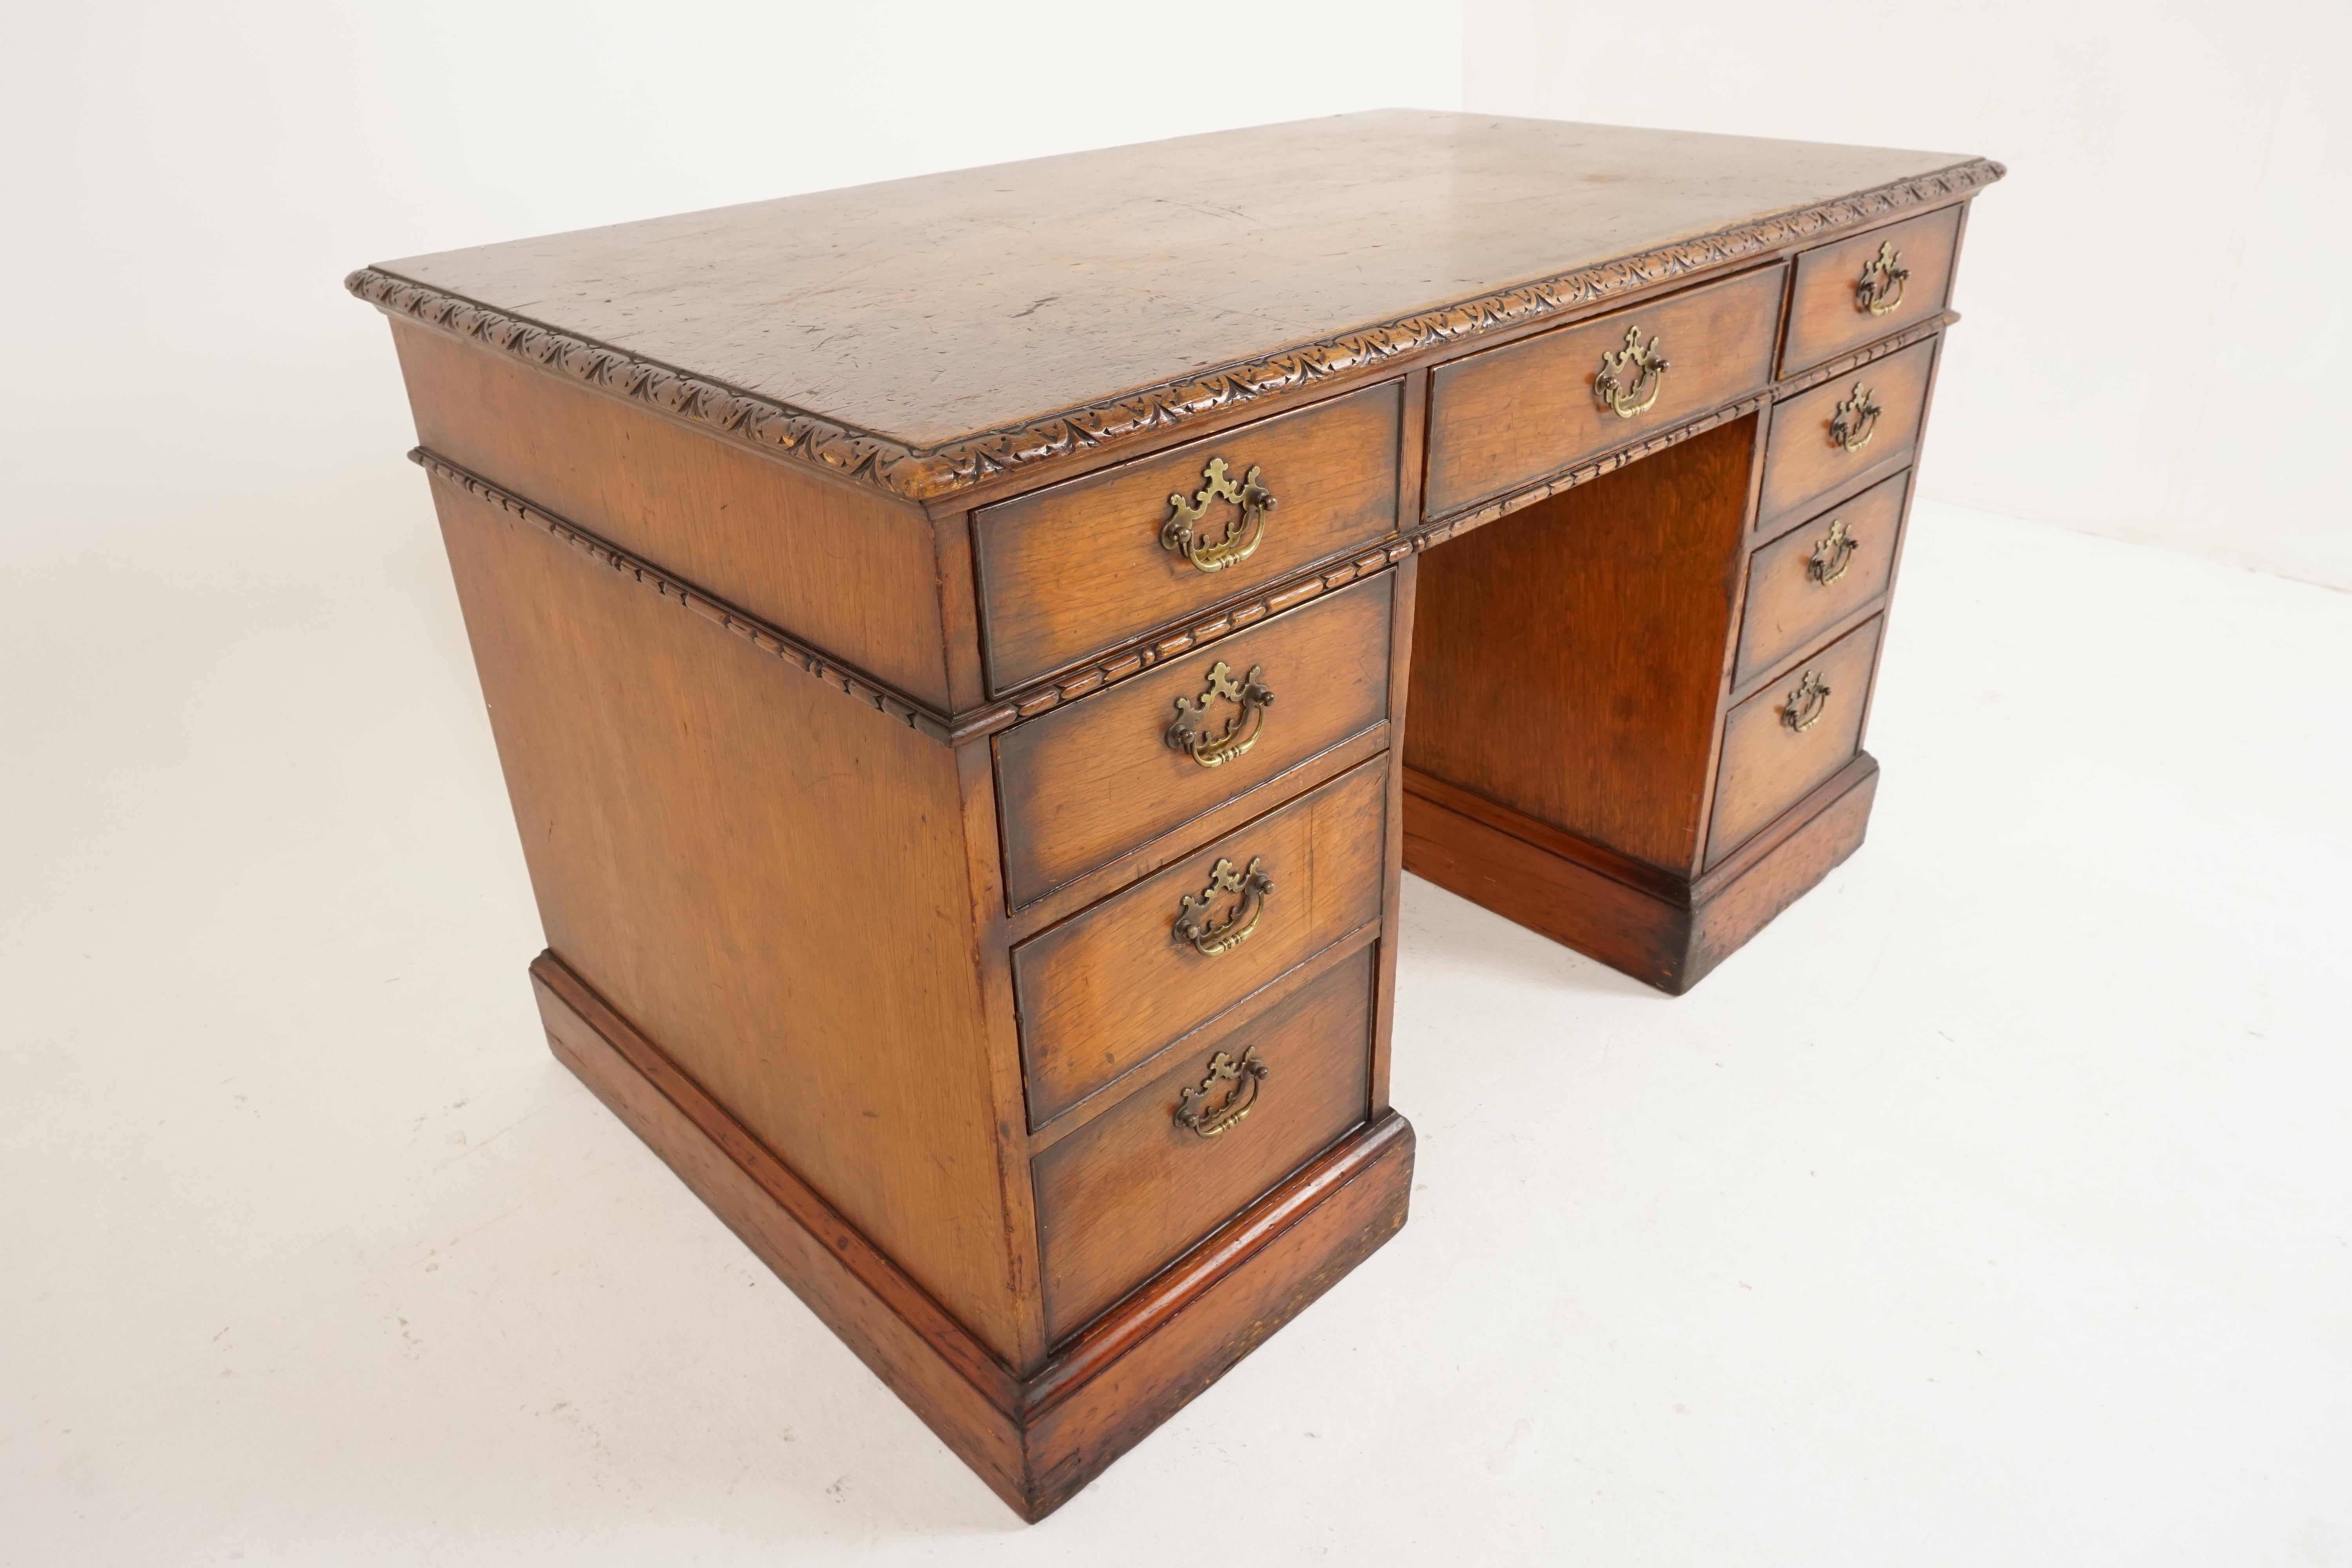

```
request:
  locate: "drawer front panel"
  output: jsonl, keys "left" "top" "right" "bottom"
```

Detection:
{"left": 1424, "top": 265, "right": 1784, "bottom": 518}
{"left": 1013, "top": 757, "right": 1387, "bottom": 1125}
{"left": 1733, "top": 472, "right": 1908, "bottom": 688}
{"left": 975, "top": 381, "right": 1403, "bottom": 694}
{"left": 996, "top": 574, "right": 1393, "bottom": 909}
{"left": 1706, "top": 615, "right": 1883, "bottom": 867}
{"left": 1781, "top": 205, "right": 1964, "bottom": 373}
{"left": 1034, "top": 945, "right": 1374, "bottom": 1342}
{"left": 1758, "top": 338, "right": 1936, "bottom": 527}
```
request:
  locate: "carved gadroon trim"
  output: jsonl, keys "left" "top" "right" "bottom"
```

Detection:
{"left": 410, "top": 450, "right": 954, "bottom": 741}
{"left": 349, "top": 158, "right": 2002, "bottom": 503}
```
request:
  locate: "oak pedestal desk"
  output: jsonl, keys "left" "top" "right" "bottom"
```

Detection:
{"left": 352, "top": 111, "right": 2002, "bottom": 1520}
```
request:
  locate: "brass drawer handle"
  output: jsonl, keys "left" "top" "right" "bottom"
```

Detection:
{"left": 1163, "top": 457, "right": 1276, "bottom": 573}
{"left": 1808, "top": 517, "right": 1859, "bottom": 586}
{"left": 1855, "top": 240, "right": 1910, "bottom": 317}
{"left": 1175, "top": 1045, "right": 1269, "bottom": 1138}
{"left": 1167, "top": 660, "right": 1275, "bottom": 768}
{"left": 1829, "top": 382, "right": 1882, "bottom": 453}
{"left": 1174, "top": 855, "right": 1273, "bottom": 956}
{"left": 1595, "top": 325, "right": 1670, "bottom": 419}
{"left": 1781, "top": 669, "right": 1833, "bottom": 733}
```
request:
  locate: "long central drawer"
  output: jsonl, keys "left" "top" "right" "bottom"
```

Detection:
{"left": 1423, "top": 265, "right": 1785, "bottom": 518}
{"left": 1011, "top": 757, "right": 1388, "bottom": 1126}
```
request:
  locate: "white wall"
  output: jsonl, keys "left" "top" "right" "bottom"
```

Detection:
{"left": 1464, "top": 0, "right": 2352, "bottom": 588}
{"left": 0, "top": 2, "right": 1464, "bottom": 552}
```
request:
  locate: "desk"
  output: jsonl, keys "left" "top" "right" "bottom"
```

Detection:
{"left": 351, "top": 111, "right": 2001, "bottom": 1519}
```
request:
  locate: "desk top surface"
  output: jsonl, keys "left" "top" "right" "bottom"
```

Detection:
{"left": 357, "top": 112, "right": 1998, "bottom": 501}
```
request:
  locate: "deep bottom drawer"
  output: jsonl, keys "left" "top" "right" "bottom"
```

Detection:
{"left": 1032, "top": 944, "right": 1375, "bottom": 1343}
{"left": 1706, "top": 615, "right": 1883, "bottom": 866}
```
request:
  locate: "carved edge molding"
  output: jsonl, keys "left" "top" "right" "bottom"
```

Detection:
{"left": 410, "top": 310, "right": 1964, "bottom": 747}
{"left": 348, "top": 158, "right": 2002, "bottom": 503}
{"left": 409, "top": 449, "right": 955, "bottom": 742}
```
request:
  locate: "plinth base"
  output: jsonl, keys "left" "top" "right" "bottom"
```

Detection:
{"left": 1401, "top": 753, "right": 1880, "bottom": 994}
{"left": 529, "top": 953, "right": 1414, "bottom": 1521}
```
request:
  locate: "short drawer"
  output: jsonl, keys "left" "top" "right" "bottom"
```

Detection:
{"left": 1706, "top": 615, "right": 1883, "bottom": 867}
{"left": 1733, "top": 472, "right": 1908, "bottom": 688}
{"left": 1012, "top": 756, "right": 1387, "bottom": 1126}
{"left": 1424, "top": 264, "right": 1784, "bottom": 518}
{"left": 1033, "top": 944, "right": 1374, "bottom": 1342}
{"left": 975, "top": 381, "right": 1403, "bottom": 694}
{"left": 1757, "top": 338, "right": 1936, "bottom": 528}
{"left": 995, "top": 573, "right": 1394, "bottom": 909}
{"left": 1780, "top": 205, "right": 1964, "bottom": 373}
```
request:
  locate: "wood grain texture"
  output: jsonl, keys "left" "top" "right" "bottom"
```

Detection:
{"left": 1425, "top": 265, "right": 1785, "bottom": 517}
{"left": 994, "top": 574, "right": 1393, "bottom": 908}
{"left": 535, "top": 949, "right": 1412, "bottom": 1521}
{"left": 1734, "top": 470, "right": 1909, "bottom": 686}
{"left": 975, "top": 380, "right": 1401, "bottom": 693}
{"left": 1780, "top": 203, "right": 1963, "bottom": 372}
{"left": 1034, "top": 946, "right": 1374, "bottom": 1342}
{"left": 1013, "top": 758, "right": 1388, "bottom": 1125}
{"left": 1758, "top": 338, "right": 1936, "bottom": 528}
{"left": 1707, "top": 615, "right": 1884, "bottom": 866}
{"left": 392, "top": 320, "right": 952, "bottom": 708}
{"left": 429, "top": 472, "right": 1027, "bottom": 1361}
{"left": 1406, "top": 418, "right": 1757, "bottom": 873}
{"left": 350, "top": 114, "right": 1998, "bottom": 501}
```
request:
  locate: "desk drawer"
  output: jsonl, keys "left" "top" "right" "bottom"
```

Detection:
{"left": 1033, "top": 945, "right": 1374, "bottom": 1342}
{"left": 1781, "top": 205, "right": 1963, "bottom": 373}
{"left": 995, "top": 574, "right": 1393, "bottom": 909}
{"left": 1012, "top": 757, "right": 1387, "bottom": 1126}
{"left": 1707, "top": 615, "right": 1882, "bottom": 867}
{"left": 1758, "top": 338, "right": 1936, "bottom": 528}
{"left": 1733, "top": 472, "right": 1908, "bottom": 687}
{"left": 1424, "top": 265, "right": 1784, "bottom": 518}
{"left": 975, "top": 382, "right": 1402, "bottom": 694}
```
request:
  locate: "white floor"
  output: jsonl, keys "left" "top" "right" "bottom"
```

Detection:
{"left": 4, "top": 472, "right": 2348, "bottom": 1566}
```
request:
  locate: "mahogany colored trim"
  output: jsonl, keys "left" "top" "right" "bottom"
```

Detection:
{"left": 347, "top": 158, "right": 2001, "bottom": 505}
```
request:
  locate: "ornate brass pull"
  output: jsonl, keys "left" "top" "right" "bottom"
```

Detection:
{"left": 1808, "top": 516, "right": 1859, "bottom": 586}
{"left": 1167, "top": 660, "right": 1275, "bottom": 769}
{"left": 1855, "top": 240, "right": 1910, "bottom": 317}
{"left": 1594, "top": 325, "right": 1670, "bottom": 419}
{"left": 1173, "top": 855, "right": 1273, "bottom": 956}
{"left": 1174, "top": 1045, "right": 1269, "bottom": 1138}
{"left": 1828, "top": 383, "right": 1882, "bottom": 453}
{"left": 1163, "top": 457, "right": 1276, "bottom": 574}
{"left": 1781, "top": 669, "right": 1833, "bottom": 733}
